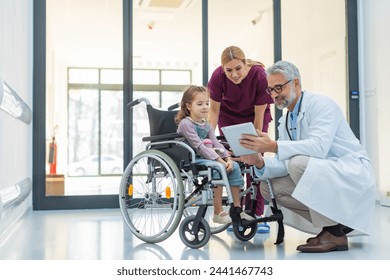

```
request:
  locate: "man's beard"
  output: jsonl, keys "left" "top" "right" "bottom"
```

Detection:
{"left": 276, "top": 87, "right": 296, "bottom": 110}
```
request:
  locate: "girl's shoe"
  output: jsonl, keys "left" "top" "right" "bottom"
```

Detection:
{"left": 213, "top": 211, "right": 232, "bottom": 224}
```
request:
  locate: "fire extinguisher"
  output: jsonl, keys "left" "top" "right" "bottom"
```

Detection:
{"left": 48, "top": 126, "right": 58, "bottom": 174}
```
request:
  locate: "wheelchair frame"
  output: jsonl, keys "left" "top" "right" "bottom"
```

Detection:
{"left": 119, "top": 97, "right": 284, "bottom": 249}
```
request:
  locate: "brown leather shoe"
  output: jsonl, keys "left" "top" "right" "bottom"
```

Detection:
{"left": 306, "top": 225, "right": 353, "bottom": 243}
{"left": 297, "top": 231, "right": 348, "bottom": 253}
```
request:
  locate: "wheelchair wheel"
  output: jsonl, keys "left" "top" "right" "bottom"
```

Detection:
{"left": 119, "top": 149, "right": 184, "bottom": 243}
{"left": 233, "top": 222, "right": 258, "bottom": 242}
{"left": 179, "top": 215, "right": 211, "bottom": 249}
{"left": 183, "top": 205, "right": 230, "bottom": 235}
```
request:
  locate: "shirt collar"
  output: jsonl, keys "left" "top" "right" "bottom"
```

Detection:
{"left": 290, "top": 96, "right": 301, "bottom": 120}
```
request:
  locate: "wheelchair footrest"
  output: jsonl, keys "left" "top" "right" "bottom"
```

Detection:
{"left": 239, "top": 213, "right": 285, "bottom": 245}
{"left": 263, "top": 213, "right": 284, "bottom": 222}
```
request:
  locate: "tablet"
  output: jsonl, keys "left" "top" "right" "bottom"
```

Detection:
{"left": 220, "top": 122, "right": 258, "bottom": 156}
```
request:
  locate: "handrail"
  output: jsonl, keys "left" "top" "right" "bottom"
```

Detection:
{"left": 0, "top": 77, "right": 32, "bottom": 124}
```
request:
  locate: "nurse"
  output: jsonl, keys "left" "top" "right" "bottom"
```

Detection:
{"left": 207, "top": 46, "right": 274, "bottom": 232}
{"left": 234, "top": 60, "right": 376, "bottom": 253}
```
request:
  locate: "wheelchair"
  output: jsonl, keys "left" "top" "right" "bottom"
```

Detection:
{"left": 119, "top": 97, "right": 284, "bottom": 249}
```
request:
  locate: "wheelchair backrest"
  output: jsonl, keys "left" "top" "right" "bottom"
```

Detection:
{"left": 145, "top": 104, "right": 194, "bottom": 170}
{"left": 147, "top": 105, "right": 178, "bottom": 136}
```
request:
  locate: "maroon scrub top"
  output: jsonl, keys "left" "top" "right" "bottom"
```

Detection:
{"left": 208, "top": 64, "right": 274, "bottom": 135}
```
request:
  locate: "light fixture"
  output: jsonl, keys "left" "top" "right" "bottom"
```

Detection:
{"left": 0, "top": 77, "right": 32, "bottom": 124}
{"left": 251, "top": 10, "right": 265, "bottom": 25}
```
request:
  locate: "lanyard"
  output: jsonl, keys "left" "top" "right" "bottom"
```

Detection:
{"left": 285, "top": 92, "right": 304, "bottom": 141}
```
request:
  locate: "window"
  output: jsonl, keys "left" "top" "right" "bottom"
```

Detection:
{"left": 67, "top": 67, "right": 190, "bottom": 180}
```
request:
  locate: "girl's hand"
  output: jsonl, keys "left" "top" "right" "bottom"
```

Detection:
{"left": 225, "top": 159, "right": 233, "bottom": 172}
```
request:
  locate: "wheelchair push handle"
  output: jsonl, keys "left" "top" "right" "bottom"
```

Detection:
{"left": 167, "top": 102, "right": 180, "bottom": 111}
{"left": 127, "top": 97, "right": 151, "bottom": 109}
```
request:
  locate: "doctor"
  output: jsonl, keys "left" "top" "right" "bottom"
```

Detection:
{"left": 235, "top": 60, "right": 376, "bottom": 253}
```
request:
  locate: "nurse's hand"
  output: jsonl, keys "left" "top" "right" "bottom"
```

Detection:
{"left": 240, "top": 130, "right": 278, "bottom": 154}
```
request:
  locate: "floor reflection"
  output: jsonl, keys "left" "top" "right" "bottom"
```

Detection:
{"left": 0, "top": 204, "right": 389, "bottom": 260}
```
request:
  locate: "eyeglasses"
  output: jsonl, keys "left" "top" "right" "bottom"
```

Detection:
{"left": 266, "top": 80, "right": 292, "bottom": 95}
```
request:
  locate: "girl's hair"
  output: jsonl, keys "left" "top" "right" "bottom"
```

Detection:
{"left": 221, "top": 46, "right": 264, "bottom": 68}
{"left": 174, "top": 85, "right": 209, "bottom": 125}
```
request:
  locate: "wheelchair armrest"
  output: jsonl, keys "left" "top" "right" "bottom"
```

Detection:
{"left": 216, "top": 135, "right": 230, "bottom": 151}
{"left": 142, "top": 132, "right": 180, "bottom": 142}
{"left": 146, "top": 139, "right": 197, "bottom": 164}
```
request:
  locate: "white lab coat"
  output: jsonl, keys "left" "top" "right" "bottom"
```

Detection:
{"left": 260, "top": 91, "right": 376, "bottom": 235}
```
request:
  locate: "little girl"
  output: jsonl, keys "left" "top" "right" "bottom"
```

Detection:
{"left": 175, "top": 85, "right": 253, "bottom": 224}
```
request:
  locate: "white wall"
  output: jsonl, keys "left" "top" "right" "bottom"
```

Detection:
{"left": 0, "top": 0, "right": 33, "bottom": 241}
{"left": 281, "top": 0, "right": 347, "bottom": 118}
{"left": 359, "top": 0, "right": 390, "bottom": 198}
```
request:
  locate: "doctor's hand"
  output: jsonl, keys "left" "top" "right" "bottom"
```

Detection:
{"left": 240, "top": 130, "right": 278, "bottom": 154}
{"left": 231, "top": 153, "right": 265, "bottom": 169}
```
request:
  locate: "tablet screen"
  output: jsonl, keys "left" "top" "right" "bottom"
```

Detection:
{"left": 220, "top": 122, "right": 258, "bottom": 156}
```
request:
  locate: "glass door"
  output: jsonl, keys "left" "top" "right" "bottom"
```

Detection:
{"left": 34, "top": 0, "right": 204, "bottom": 209}
{"left": 208, "top": 0, "right": 275, "bottom": 136}
{"left": 40, "top": 0, "right": 123, "bottom": 208}
{"left": 131, "top": 0, "right": 203, "bottom": 159}
{"left": 66, "top": 69, "right": 124, "bottom": 195}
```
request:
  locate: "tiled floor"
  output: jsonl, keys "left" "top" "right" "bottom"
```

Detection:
{"left": 0, "top": 203, "right": 389, "bottom": 260}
